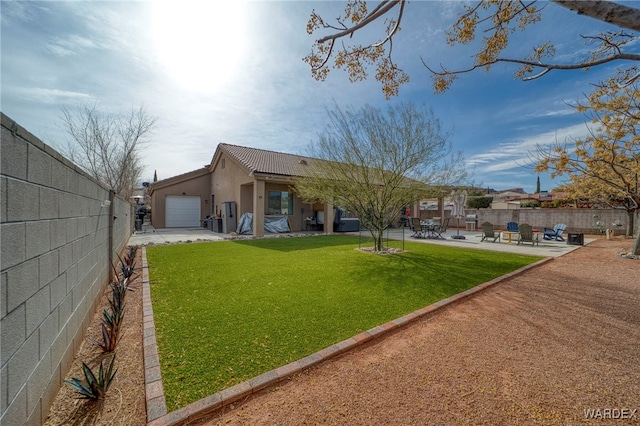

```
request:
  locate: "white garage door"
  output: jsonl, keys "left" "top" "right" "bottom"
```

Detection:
{"left": 165, "top": 195, "right": 201, "bottom": 227}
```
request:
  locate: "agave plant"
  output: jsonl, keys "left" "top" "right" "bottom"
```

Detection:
{"left": 125, "top": 245, "right": 138, "bottom": 265}
{"left": 116, "top": 253, "right": 136, "bottom": 280}
{"left": 64, "top": 355, "right": 117, "bottom": 399}
{"left": 109, "top": 277, "right": 129, "bottom": 304}
{"left": 87, "top": 321, "right": 120, "bottom": 352}
{"left": 105, "top": 299, "right": 125, "bottom": 330}
{"left": 88, "top": 307, "right": 124, "bottom": 352}
{"left": 88, "top": 284, "right": 126, "bottom": 352}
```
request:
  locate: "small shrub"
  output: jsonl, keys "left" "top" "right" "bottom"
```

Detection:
{"left": 64, "top": 355, "right": 117, "bottom": 399}
{"left": 521, "top": 200, "right": 541, "bottom": 208}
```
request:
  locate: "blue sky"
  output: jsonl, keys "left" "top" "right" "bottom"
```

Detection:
{"left": 1, "top": 1, "right": 633, "bottom": 193}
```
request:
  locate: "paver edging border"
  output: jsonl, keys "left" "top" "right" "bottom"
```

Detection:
{"left": 143, "top": 249, "right": 553, "bottom": 426}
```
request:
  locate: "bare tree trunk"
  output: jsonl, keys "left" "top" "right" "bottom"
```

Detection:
{"left": 369, "top": 229, "right": 384, "bottom": 252}
{"left": 633, "top": 211, "right": 640, "bottom": 256}
{"left": 626, "top": 210, "right": 635, "bottom": 238}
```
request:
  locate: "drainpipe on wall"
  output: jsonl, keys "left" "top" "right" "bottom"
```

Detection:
{"left": 108, "top": 189, "right": 115, "bottom": 281}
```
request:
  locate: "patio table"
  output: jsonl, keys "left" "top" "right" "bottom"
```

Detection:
{"left": 420, "top": 220, "right": 437, "bottom": 238}
{"left": 502, "top": 230, "right": 519, "bottom": 244}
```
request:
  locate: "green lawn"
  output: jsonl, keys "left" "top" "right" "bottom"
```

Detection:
{"left": 146, "top": 235, "right": 542, "bottom": 410}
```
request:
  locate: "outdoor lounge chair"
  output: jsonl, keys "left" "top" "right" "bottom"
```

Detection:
{"left": 543, "top": 223, "right": 567, "bottom": 241}
{"left": 517, "top": 223, "right": 539, "bottom": 246}
{"left": 506, "top": 221, "right": 519, "bottom": 232}
{"left": 480, "top": 222, "right": 500, "bottom": 242}
{"left": 411, "top": 217, "right": 424, "bottom": 238}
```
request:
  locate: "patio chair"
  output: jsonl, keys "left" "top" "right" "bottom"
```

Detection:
{"left": 411, "top": 217, "right": 424, "bottom": 238}
{"left": 432, "top": 217, "right": 450, "bottom": 239}
{"left": 517, "top": 223, "right": 539, "bottom": 246}
{"left": 543, "top": 223, "right": 567, "bottom": 241}
{"left": 480, "top": 222, "right": 501, "bottom": 243}
{"left": 506, "top": 221, "right": 519, "bottom": 232}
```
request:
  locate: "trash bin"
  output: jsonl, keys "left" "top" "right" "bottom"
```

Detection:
{"left": 135, "top": 219, "right": 142, "bottom": 231}
{"left": 567, "top": 233, "right": 584, "bottom": 245}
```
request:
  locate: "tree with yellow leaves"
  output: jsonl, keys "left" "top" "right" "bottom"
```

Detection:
{"left": 304, "top": 1, "right": 640, "bottom": 98}
{"left": 535, "top": 76, "right": 639, "bottom": 255}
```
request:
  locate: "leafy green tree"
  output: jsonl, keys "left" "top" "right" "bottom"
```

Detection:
{"left": 467, "top": 196, "right": 493, "bottom": 209}
{"left": 294, "top": 102, "right": 466, "bottom": 252}
{"left": 521, "top": 200, "right": 541, "bottom": 209}
{"left": 304, "top": 1, "right": 640, "bottom": 98}
{"left": 535, "top": 77, "right": 639, "bottom": 255}
{"left": 467, "top": 188, "right": 486, "bottom": 197}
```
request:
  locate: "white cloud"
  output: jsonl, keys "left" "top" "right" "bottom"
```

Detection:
{"left": 468, "top": 123, "right": 591, "bottom": 175}
{"left": 21, "top": 87, "right": 93, "bottom": 104}
{"left": 1, "top": 0, "right": 632, "bottom": 194}
{"left": 46, "top": 36, "right": 96, "bottom": 56}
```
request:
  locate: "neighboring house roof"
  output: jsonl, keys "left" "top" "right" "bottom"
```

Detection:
{"left": 508, "top": 191, "right": 568, "bottom": 203}
{"left": 493, "top": 191, "right": 529, "bottom": 201}
{"left": 148, "top": 167, "right": 209, "bottom": 194}
{"left": 218, "top": 143, "right": 318, "bottom": 177}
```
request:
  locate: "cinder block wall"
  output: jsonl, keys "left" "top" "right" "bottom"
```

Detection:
{"left": 423, "top": 208, "right": 634, "bottom": 236}
{"left": 1, "top": 113, "right": 133, "bottom": 425}
{"left": 473, "top": 208, "right": 632, "bottom": 235}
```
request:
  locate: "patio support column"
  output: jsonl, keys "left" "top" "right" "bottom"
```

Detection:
{"left": 253, "top": 179, "right": 265, "bottom": 237}
{"left": 324, "top": 203, "right": 334, "bottom": 234}
{"left": 411, "top": 202, "right": 419, "bottom": 219}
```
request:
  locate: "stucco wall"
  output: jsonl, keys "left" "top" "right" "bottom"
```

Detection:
{"left": 0, "top": 113, "right": 133, "bottom": 425}
{"left": 209, "top": 156, "right": 318, "bottom": 233}
{"left": 150, "top": 172, "right": 210, "bottom": 228}
{"left": 211, "top": 153, "right": 253, "bottom": 217}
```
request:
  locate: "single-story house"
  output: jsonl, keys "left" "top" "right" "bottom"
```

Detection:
{"left": 149, "top": 143, "right": 347, "bottom": 237}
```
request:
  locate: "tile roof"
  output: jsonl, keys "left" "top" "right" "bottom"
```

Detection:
{"left": 148, "top": 167, "right": 209, "bottom": 192}
{"left": 219, "top": 143, "right": 318, "bottom": 177}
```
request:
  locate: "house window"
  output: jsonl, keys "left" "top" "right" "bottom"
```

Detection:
{"left": 268, "top": 191, "right": 293, "bottom": 215}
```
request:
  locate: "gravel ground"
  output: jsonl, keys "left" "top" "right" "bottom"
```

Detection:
{"left": 198, "top": 238, "right": 640, "bottom": 425}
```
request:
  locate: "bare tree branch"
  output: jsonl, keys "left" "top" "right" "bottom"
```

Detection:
{"left": 552, "top": 0, "right": 640, "bottom": 32}
{"left": 315, "top": 0, "right": 402, "bottom": 45}
{"left": 423, "top": 53, "right": 640, "bottom": 78}
{"left": 305, "top": 1, "right": 640, "bottom": 95}
{"left": 59, "top": 103, "right": 156, "bottom": 200}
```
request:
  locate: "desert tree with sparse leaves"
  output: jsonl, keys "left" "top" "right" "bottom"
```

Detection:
{"left": 294, "top": 102, "right": 467, "bottom": 252}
